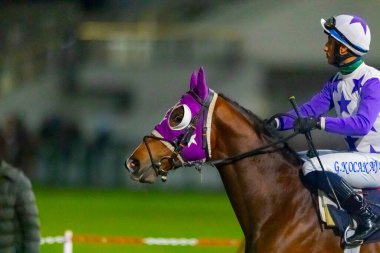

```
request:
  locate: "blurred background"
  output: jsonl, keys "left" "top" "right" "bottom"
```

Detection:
{"left": 1, "top": 0, "right": 380, "bottom": 190}
{"left": 2, "top": 1, "right": 380, "bottom": 252}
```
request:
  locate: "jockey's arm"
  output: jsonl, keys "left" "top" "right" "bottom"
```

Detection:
{"left": 322, "top": 78, "right": 380, "bottom": 136}
{"left": 278, "top": 81, "right": 334, "bottom": 130}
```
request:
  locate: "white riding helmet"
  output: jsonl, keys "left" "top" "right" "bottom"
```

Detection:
{"left": 321, "top": 14, "right": 371, "bottom": 56}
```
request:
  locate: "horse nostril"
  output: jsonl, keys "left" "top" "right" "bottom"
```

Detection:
{"left": 125, "top": 158, "right": 140, "bottom": 173}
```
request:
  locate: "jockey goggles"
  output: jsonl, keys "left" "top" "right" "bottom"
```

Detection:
{"left": 324, "top": 17, "right": 336, "bottom": 30}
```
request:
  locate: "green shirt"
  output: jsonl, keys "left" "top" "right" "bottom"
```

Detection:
{"left": 339, "top": 58, "right": 363, "bottom": 75}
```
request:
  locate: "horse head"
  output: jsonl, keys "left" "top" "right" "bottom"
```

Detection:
{"left": 125, "top": 67, "right": 217, "bottom": 183}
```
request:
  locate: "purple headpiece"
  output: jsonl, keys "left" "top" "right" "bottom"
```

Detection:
{"left": 152, "top": 67, "right": 217, "bottom": 162}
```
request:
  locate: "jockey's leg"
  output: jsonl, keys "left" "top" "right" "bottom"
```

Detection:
{"left": 302, "top": 152, "right": 380, "bottom": 245}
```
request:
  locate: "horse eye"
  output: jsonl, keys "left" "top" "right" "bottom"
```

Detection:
{"left": 168, "top": 104, "right": 192, "bottom": 130}
{"left": 174, "top": 114, "right": 183, "bottom": 123}
{"left": 169, "top": 107, "right": 184, "bottom": 127}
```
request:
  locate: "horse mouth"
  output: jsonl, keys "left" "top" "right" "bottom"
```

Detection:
{"left": 130, "top": 167, "right": 157, "bottom": 183}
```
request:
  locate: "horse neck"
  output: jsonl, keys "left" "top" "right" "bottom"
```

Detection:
{"left": 210, "top": 96, "right": 306, "bottom": 236}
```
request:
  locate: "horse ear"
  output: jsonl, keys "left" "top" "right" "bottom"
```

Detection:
{"left": 195, "top": 67, "right": 208, "bottom": 100}
{"left": 189, "top": 71, "right": 197, "bottom": 90}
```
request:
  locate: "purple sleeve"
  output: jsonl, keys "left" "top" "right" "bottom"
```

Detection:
{"left": 279, "top": 80, "right": 335, "bottom": 130}
{"left": 324, "top": 78, "right": 380, "bottom": 136}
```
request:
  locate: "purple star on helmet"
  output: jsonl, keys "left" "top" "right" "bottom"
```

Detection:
{"left": 338, "top": 92, "right": 351, "bottom": 114}
{"left": 370, "top": 145, "right": 377, "bottom": 153}
{"left": 352, "top": 75, "right": 365, "bottom": 94}
{"left": 345, "top": 136, "right": 358, "bottom": 151}
{"left": 350, "top": 16, "right": 368, "bottom": 34}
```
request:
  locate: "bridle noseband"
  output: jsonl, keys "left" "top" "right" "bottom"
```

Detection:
{"left": 142, "top": 135, "right": 179, "bottom": 181}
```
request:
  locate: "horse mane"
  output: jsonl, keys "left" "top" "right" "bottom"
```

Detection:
{"left": 218, "top": 93, "right": 302, "bottom": 166}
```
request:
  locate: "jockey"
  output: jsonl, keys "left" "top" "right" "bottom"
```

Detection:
{"left": 273, "top": 14, "right": 380, "bottom": 246}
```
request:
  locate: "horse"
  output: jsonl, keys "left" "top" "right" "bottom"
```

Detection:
{"left": 125, "top": 67, "right": 380, "bottom": 253}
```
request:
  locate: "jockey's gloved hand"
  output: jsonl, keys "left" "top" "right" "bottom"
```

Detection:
{"left": 263, "top": 118, "right": 280, "bottom": 136}
{"left": 264, "top": 118, "right": 279, "bottom": 128}
{"left": 293, "top": 117, "right": 320, "bottom": 134}
{"left": 263, "top": 118, "right": 279, "bottom": 130}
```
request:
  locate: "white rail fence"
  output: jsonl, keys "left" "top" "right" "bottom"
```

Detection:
{"left": 40, "top": 230, "right": 242, "bottom": 252}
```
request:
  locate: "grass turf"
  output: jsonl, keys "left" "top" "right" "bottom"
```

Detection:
{"left": 35, "top": 187, "right": 243, "bottom": 253}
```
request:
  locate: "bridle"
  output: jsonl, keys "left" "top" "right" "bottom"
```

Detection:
{"left": 143, "top": 92, "right": 298, "bottom": 182}
{"left": 143, "top": 89, "right": 216, "bottom": 181}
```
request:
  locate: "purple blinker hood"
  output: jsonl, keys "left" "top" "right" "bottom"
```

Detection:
{"left": 152, "top": 67, "right": 217, "bottom": 162}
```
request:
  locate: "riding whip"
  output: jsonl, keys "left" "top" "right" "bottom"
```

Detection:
{"left": 288, "top": 96, "right": 342, "bottom": 210}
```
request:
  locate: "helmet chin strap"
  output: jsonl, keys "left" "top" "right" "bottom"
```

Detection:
{"left": 332, "top": 40, "right": 357, "bottom": 67}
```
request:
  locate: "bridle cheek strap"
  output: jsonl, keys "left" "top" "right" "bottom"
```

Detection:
{"left": 186, "top": 88, "right": 217, "bottom": 162}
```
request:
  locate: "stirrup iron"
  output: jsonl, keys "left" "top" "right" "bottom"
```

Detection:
{"left": 343, "top": 225, "right": 363, "bottom": 247}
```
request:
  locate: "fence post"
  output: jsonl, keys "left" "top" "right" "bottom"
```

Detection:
{"left": 64, "top": 230, "right": 73, "bottom": 253}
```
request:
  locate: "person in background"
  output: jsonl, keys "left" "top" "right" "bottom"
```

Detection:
{"left": 1, "top": 115, "right": 36, "bottom": 179}
{"left": 0, "top": 160, "right": 40, "bottom": 253}
{"left": 273, "top": 14, "right": 380, "bottom": 246}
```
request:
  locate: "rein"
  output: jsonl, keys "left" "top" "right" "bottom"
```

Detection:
{"left": 211, "top": 131, "right": 298, "bottom": 167}
{"left": 210, "top": 112, "right": 298, "bottom": 167}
